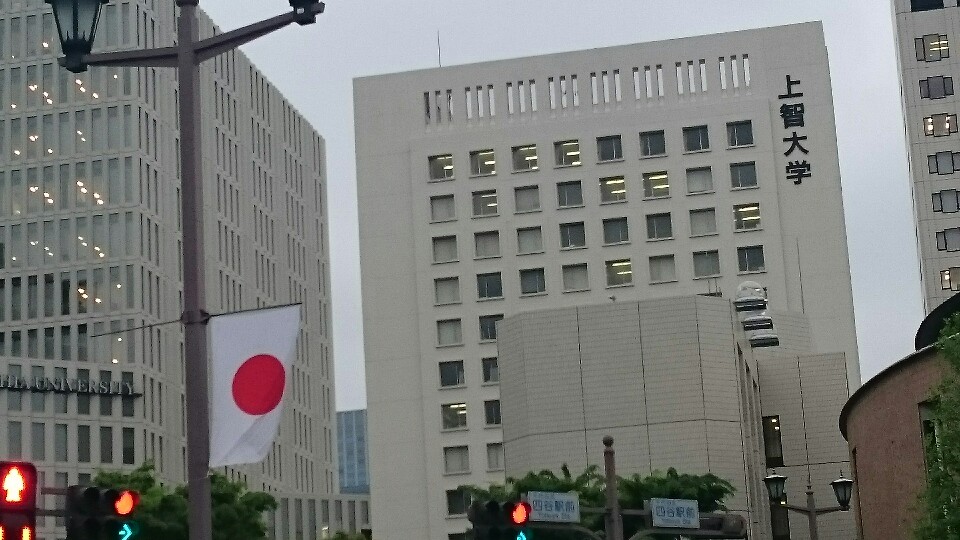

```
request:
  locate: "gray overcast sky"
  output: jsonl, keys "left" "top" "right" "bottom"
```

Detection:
{"left": 202, "top": 0, "right": 923, "bottom": 411}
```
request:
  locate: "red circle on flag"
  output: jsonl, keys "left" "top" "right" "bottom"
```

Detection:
{"left": 232, "top": 354, "right": 286, "bottom": 415}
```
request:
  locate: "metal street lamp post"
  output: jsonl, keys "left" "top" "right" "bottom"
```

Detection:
{"left": 763, "top": 472, "right": 854, "bottom": 540}
{"left": 45, "top": 1, "right": 326, "bottom": 540}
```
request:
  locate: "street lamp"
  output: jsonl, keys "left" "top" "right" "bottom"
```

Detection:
{"left": 763, "top": 471, "right": 853, "bottom": 540}
{"left": 46, "top": 2, "right": 326, "bottom": 540}
{"left": 45, "top": 0, "right": 108, "bottom": 73}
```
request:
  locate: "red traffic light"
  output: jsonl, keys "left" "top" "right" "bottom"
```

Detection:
{"left": 510, "top": 502, "right": 531, "bottom": 526}
{"left": 113, "top": 490, "right": 139, "bottom": 516}
{"left": 0, "top": 463, "right": 36, "bottom": 511}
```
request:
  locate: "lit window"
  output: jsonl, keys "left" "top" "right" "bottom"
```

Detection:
{"left": 933, "top": 189, "right": 960, "bottom": 213}
{"left": 474, "top": 231, "right": 500, "bottom": 258}
{"left": 916, "top": 34, "right": 950, "bottom": 62}
{"left": 430, "top": 195, "right": 455, "bottom": 222}
{"left": 686, "top": 167, "right": 714, "bottom": 193}
{"left": 737, "top": 245, "right": 766, "bottom": 273}
{"left": 734, "top": 203, "right": 762, "bottom": 230}
{"left": 649, "top": 255, "right": 676, "bottom": 283}
{"left": 443, "top": 446, "right": 470, "bottom": 474}
{"left": 928, "top": 151, "right": 960, "bottom": 174}
{"left": 470, "top": 149, "right": 496, "bottom": 176}
{"left": 597, "top": 135, "right": 623, "bottom": 161}
{"left": 436, "top": 319, "right": 462, "bottom": 347}
{"left": 554, "top": 140, "right": 581, "bottom": 167}
{"left": 683, "top": 125, "right": 710, "bottom": 152}
{"left": 519, "top": 268, "right": 546, "bottom": 295}
{"left": 605, "top": 259, "right": 633, "bottom": 287}
{"left": 432, "top": 236, "right": 457, "bottom": 263}
{"left": 441, "top": 403, "right": 468, "bottom": 429}
{"left": 434, "top": 277, "right": 460, "bottom": 305}
{"left": 727, "top": 121, "right": 754, "bottom": 147}
{"left": 693, "top": 250, "right": 721, "bottom": 278}
{"left": 643, "top": 171, "right": 670, "bottom": 198}
{"left": 562, "top": 263, "right": 589, "bottom": 291}
{"left": 484, "top": 400, "right": 501, "bottom": 425}
{"left": 516, "top": 227, "right": 543, "bottom": 254}
{"left": 943, "top": 268, "right": 960, "bottom": 291}
{"left": 920, "top": 76, "right": 954, "bottom": 99}
{"left": 599, "top": 176, "right": 627, "bottom": 202}
{"left": 924, "top": 113, "right": 958, "bottom": 137}
{"left": 438, "top": 361, "right": 465, "bottom": 387}
{"left": 690, "top": 208, "right": 717, "bottom": 236}
{"left": 640, "top": 130, "right": 666, "bottom": 157}
{"left": 428, "top": 154, "right": 454, "bottom": 180}
{"left": 479, "top": 315, "right": 503, "bottom": 341}
{"left": 481, "top": 357, "right": 499, "bottom": 383}
{"left": 559, "top": 222, "right": 586, "bottom": 249}
{"left": 476, "top": 273, "right": 503, "bottom": 299}
{"left": 761, "top": 416, "right": 784, "bottom": 468}
{"left": 646, "top": 213, "right": 672, "bottom": 240}
{"left": 514, "top": 185, "right": 540, "bottom": 213}
{"left": 603, "top": 217, "right": 629, "bottom": 244}
{"left": 472, "top": 190, "right": 498, "bottom": 216}
{"left": 731, "top": 162, "right": 758, "bottom": 189}
{"left": 936, "top": 228, "right": 960, "bottom": 251}
{"left": 557, "top": 181, "right": 583, "bottom": 207}
{"left": 512, "top": 145, "right": 538, "bottom": 171}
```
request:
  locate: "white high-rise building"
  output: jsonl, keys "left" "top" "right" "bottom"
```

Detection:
{"left": 892, "top": 0, "right": 960, "bottom": 312}
{"left": 355, "top": 22, "right": 859, "bottom": 539}
{"left": 0, "top": 1, "right": 369, "bottom": 537}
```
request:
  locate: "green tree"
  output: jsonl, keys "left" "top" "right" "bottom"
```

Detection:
{"left": 914, "top": 313, "right": 960, "bottom": 538}
{"left": 93, "top": 463, "right": 277, "bottom": 540}
{"left": 460, "top": 464, "right": 735, "bottom": 539}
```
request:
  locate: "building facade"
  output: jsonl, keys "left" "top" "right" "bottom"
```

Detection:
{"left": 337, "top": 409, "right": 370, "bottom": 494}
{"left": 0, "top": 1, "right": 354, "bottom": 538}
{"left": 498, "top": 296, "right": 855, "bottom": 540}
{"left": 355, "top": 22, "right": 860, "bottom": 538}
{"left": 893, "top": 0, "right": 960, "bottom": 312}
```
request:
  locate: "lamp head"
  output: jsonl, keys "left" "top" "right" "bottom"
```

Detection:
{"left": 763, "top": 471, "right": 787, "bottom": 502}
{"left": 831, "top": 475, "right": 854, "bottom": 509}
{"left": 45, "top": 0, "right": 109, "bottom": 73}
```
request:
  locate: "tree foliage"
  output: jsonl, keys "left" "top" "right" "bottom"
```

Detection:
{"left": 914, "top": 313, "right": 960, "bottom": 538}
{"left": 93, "top": 463, "right": 277, "bottom": 540}
{"left": 460, "top": 464, "right": 735, "bottom": 539}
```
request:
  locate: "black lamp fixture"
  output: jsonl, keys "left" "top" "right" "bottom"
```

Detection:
{"left": 289, "top": 0, "right": 323, "bottom": 25}
{"left": 45, "top": 0, "right": 108, "bottom": 73}
{"left": 763, "top": 471, "right": 787, "bottom": 502}
{"left": 830, "top": 475, "right": 854, "bottom": 510}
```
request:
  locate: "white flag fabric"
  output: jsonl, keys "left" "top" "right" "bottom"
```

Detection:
{"left": 210, "top": 305, "right": 300, "bottom": 467}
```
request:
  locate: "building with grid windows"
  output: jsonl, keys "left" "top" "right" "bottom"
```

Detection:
{"left": 892, "top": 0, "right": 960, "bottom": 312}
{"left": 355, "top": 21, "right": 859, "bottom": 539}
{"left": 337, "top": 409, "right": 370, "bottom": 494}
{"left": 0, "top": 0, "right": 370, "bottom": 537}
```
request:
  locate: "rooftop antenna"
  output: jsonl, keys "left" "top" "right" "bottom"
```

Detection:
{"left": 437, "top": 30, "right": 442, "bottom": 67}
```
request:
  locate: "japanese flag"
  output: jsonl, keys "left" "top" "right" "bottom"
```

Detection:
{"left": 210, "top": 305, "right": 300, "bottom": 467}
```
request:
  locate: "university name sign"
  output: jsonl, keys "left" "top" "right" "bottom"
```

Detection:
{"left": 0, "top": 376, "right": 141, "bottom": 397}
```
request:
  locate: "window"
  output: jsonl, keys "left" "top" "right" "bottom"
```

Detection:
{"left": 733, "top": 204, "right": 762, "bottom": 230}
{"left": 481, "top": 357, "right": 499, "bottom": 383}
{"left": 731, "top": 162, "right": 758, "bottom": 189}
{"left": 937, "top": 228, "right": 960, "bottom": 251}
{"left": 476, "top": 273, "right": 503, "bottom": 299}
{"left": 603, "top": 217, "right": 629, "bottom": 244}
{"left": 912, "top": 0, "right": 944, "bottom": 10}
{"left": 599, "top": 176, "right": 627, "bottom": 202}
{"left": 484, "top": 400, "right": 501, "bottom": 425}
{"left": 557, "top": 181, "right": 583, "bottom": 207}
{"left": 928, "top": 151, "right": 960, "bottom": 174}
{"left": 441, "top": 403, "right": 468, "bottom": 429}
{"left": 562, "top": 264, "right": 589, "bottom": 291}
{"left": 916, "top": 34, "right": 950, "bottom": 62}
{"left": 605, "top": 259, "right": 633, "bottom": 286}
{"left": 439, "top": 361, "right": 465, "bottom": 387}
{"left": 479, "top": 315, "right": 503, "bottom": 341}
{"left": 683, "top": 126, "right": 709, "bottom": 152}
{"left": 726, "top": 121, "right": 754, "bottom": 147}
{"left": 428, "top": 154, "right": 454, "bottom": 180}
{"left": 555, "top": 140, "right": 581, "bottom": 166}
{"left": 430, "top": 195, "right": 456, "bottom": 222}
{"left": 690, "top": 208, "right": 717, "bottom": 236}
{"left": 446, "top": 489, "right": 470, "bottom": 516}
{"left": 693, "top": 250, "right": 721, "bottom": 278}
{"left": 436, "top": 319, "right": 462, "bottom": 346}
{"left": 559, "top": 222, "right": 586, "bottom": 249}
{"left": 443, "top": 446, "right": 470, "bottom": 474}
{"left": 597, "top": 135, "right": 623, "bottom": 161}
{"left": 646, "top": 213, "right": 673, "bottom": 240}
{"left": 470, "top": 149, "right": 496, "bottom": 176}
{"left": 517, "top": 227, "right": 543, "bottom": 254}
{"left": 933, "top": 189, "right": 960, "bottom": 213}
{"left": 941, "top": 267, "right": 960, "bottom": 291}
{"left": 738, "top": 246, "right": 766, "bottom": 273}
{"left": 920, "top": 76, "right": 954, "bottom": 99}
{"left": 519, "top": 268, "right": 546, "bottom": 294}
{"left": 434, "top": 277, "right": 460, "bottom": 305}
{"left": 925, "top": 113, "right": 958, "bottom": 137}
{"left": 486, "top": 443, "right": 504, "bottom": 471}
{"left": 640, "top": 130, "right": 666, "bottom": 156}
{"left": 472, "top": 190, "right": 498, "bottom": 216}
{"left": 432, "top": 236, "right": 458, "bottom": 263}
{"left": 512, "top": 145, "right": 538, "bottom": 171}
{"left": 514, "top": 186, "right": 540, "bottom": 213}
{"left": 474, "top": 231, "right": 500, "bottom": 258}
{"left": 649, "top": 255, "right": 676, "bottom": 283}
{"left": 686, "top": 167, "right": 714, "bottom": 193}
{"left": 642, "top": 171, "right": 670, "bottom": 198}
{"left": 762, "top": 416, "right": 784, "bottom": 467}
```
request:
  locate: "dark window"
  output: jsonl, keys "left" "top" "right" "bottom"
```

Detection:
{"left": 731, "top": 162, "right": 758, "bottom": 188}
{"left": 738, "top": 246, "right": 766, "bottom": 273}
{"left": 920, "top": 76, "right": 954, "bottom": 99}
{"left": 727, "top": 121, "right": 754, "bottom": 146}
{"left": 519, "top": 268, "right": 546, "bottom": 294}
{"left": 438, "top": 361, "right": 465, "bottom": 387}
{"left": 482, "top": 357, "right": 499, "bottom": 383}
{"left": 640, "top": 130, "right": 667, "bottom": 156}
{"left": 912, "top": 0, "right": 945, "bottom": 11}
{"left": 479, "top": 314, "right": 503, "bottom": 341}
{"left": 682, "top": 125, "right": 709, "bottom": 152}
{"left": 557, "top": 181, "right": 583, "bottom": 207}
{"left": 559, "top": 222, "right": 586, "bottom": 248}
{"left": 762, "top": 416, "right": 784, "bottom": 468}
{"left": 484, "top": 400, "right": 501, "bottom": 425}
{"left": 445, "top": 488, "right": 470, "bottom": 515}
{"left": 476, "top": 273, "right": 503, "bottom": 299}
{"left": 646, "top": 213, "right": 673, "bottom": 240}
{"left": 603, "top": 217, "right": 629, "bottom": 244}
{"left": 597, "top": 135, "right": 623, "bottom": 161}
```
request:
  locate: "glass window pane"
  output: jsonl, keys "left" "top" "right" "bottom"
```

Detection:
{"left": 434, "top": 277, "right": 460, "bottom": 305}
{"left": 605, "top": 259, "right": 632, "bottom": 286}
{"left": 603, "top": 218, "right": 629, "bottom": 244}
{"left": 554, "top": 140, "right": 581, "bottom": 166}
{"left": 686, "top": 167, "right": 713, "bottom": 193}
{"left": 693, "top": 250, "right": 721, "bottom": 277}
{"left": 514, "top": 186, "right": 540, "bottom": 212}
{"left": 690, "top": 208, "right": 717, "bottom": 236}
{"left": 474, "top": 231, "right": 500, "bottom": 258}
{"left": 430, "top": 195, "right": 455, "bottom": 222}
{"left": 517, "top": 227, "right": 542, "bottom": 254}
{"left": 599, "top": 176, "right": 627, "bottom": 202}
{"left": 562, "top": 264, "right": 589, "bottom": 291}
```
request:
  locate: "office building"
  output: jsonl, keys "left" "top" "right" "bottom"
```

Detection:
{"left": 337, "top": 409, "right": 370, "bottom": 494}
{"left": 356, "top": 22, "right": 859, "bottom": 538}
{"left": 0, "top": 1, "right": 368, "bottom": 537}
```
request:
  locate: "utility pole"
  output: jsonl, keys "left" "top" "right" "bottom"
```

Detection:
{"left": 603, "top": 436, "right": 624, "bottom": 540}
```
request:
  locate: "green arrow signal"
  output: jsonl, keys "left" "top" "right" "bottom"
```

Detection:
{"left": 118, "top": 522, "right": 134, "bottom": 540}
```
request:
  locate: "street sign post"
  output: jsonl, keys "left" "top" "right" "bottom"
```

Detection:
{"left": 650, "top": 498, "right": 699, "bottom": 529}
{"left": 528, "top": 491, "right": 581, "bottom": 523}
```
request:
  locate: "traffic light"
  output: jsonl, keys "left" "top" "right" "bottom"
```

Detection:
{"left": 66, "top": 486, "right": 140, "bottom": 540}
{"left": 467, "top": 500, "right": 532, "bottom": 540}
{"left": 0, "top": 462, "right": 38, "bottom": 540}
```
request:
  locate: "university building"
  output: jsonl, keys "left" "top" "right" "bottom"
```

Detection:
{"left": 0, "top": 1, "right": 367, "bottom": 538}
{"left": 355, "top": 22, "right": 859, "bottom": 538}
